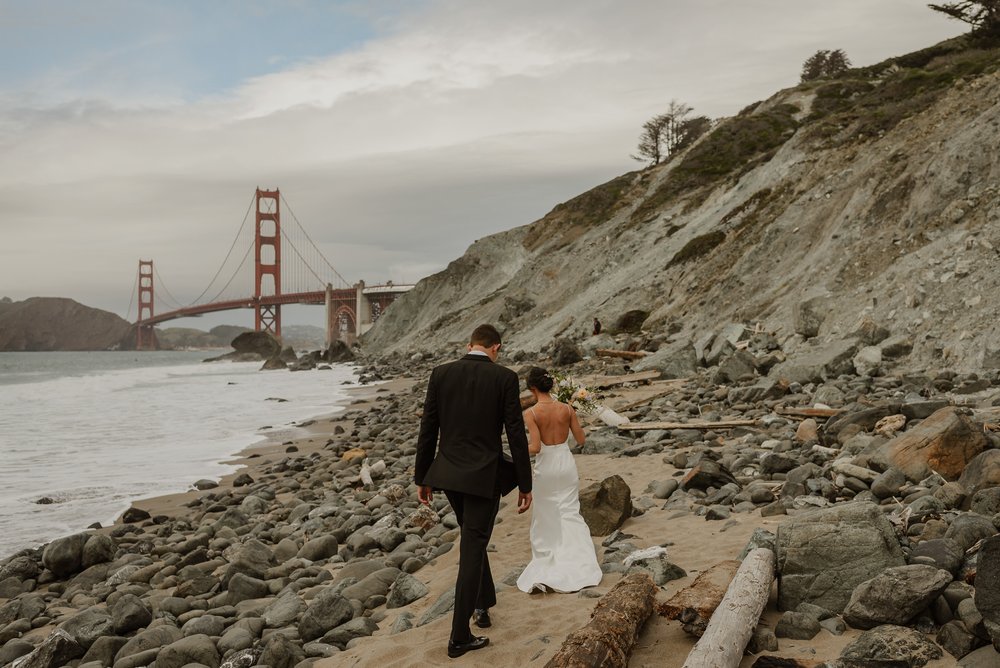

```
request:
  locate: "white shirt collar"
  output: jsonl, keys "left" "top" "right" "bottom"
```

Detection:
{"left": 467, "top": 350, "right": 490, "bottom": 357}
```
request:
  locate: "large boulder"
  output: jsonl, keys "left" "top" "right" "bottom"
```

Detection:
{"left": 974, "top": 536, "right": 1000, "bottom": 651}
{"left": 838, "top": 624, "right": 943, "bottom": 667}
{"left": 326, "top": 340, "right": 355, "bottom": 362}
{"left": 550, "top": 338, "right": 583, "bottom": 366}
{"left": 298, "top": 588, "right": 354, "bottom": 642}
{"left": 770, "top": 339, "right": 858, "bottom": 384}
{"left": 794, "top": 296, "right": 827, "bottom": 338}
{"left": 58, "top": 608, "right": 114, "bottom": 650}
{"left": 230, "top": 331, "right": 281, "bottom": 358}
{"left": 153, "top": 634, "right": 220, "bottom": 668}
{"left": 959, "top": 450, "right": 1000, "bottom": 494}
{"left": 41, "top": 532, "right": 89, "bottom": 578}
{"left": 579, "top": 475, "right": 633, "bottom": 536}
{"left": 9, "top": 629, "right": 84, "bottom": 668}
{"left": 776, "top": 502, "right": 905, "bottom": 613}
{"left": 885, "top": 407, "right": 987, "bottom": 482}
{"left": 632, "top": 340, "right": 696, "bottom": 378}
{"left": 842, "top": 565, "right": 953, "bottom": 630}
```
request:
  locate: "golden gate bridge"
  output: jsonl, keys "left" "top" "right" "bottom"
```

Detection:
{"left": 127, "top": 188, "right": 412, "bottom": 350}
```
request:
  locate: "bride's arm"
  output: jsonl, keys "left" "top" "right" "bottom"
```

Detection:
{"left": 523, "top": 410, "right": 542, "bottom": 454}
{"left": 569, "top": 405, "right": 586, "bottom": 447}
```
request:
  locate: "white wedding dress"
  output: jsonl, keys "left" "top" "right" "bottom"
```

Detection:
{"left": 517, "top": 439, "right": 603, "bottom": 593}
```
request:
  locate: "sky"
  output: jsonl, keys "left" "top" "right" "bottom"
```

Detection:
{"left": 0, "top": 0, "right": 965, "bottom": 329}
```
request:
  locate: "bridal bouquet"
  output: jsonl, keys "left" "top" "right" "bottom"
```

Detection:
{"left": 550, "top": 373, "right": 629, "bottom": 426}
{"left": 551, "top": 373, "right": 600, "bottom": 414}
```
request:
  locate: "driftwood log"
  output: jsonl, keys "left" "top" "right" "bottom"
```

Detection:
{"left": 595, "top": 348, "right": 650, "bottom": 360}
{"left": 590, "top": 369, "right": 662, "bottom": 389}
{"left": 682, "top": 548, "right": 776, "bottom": 668}
{"left": 619, "top": 419, "right": 757, "bottom": 431}
{"left": 657, "top": 560, "right": 741, "bottom": 636}
{"left": 544, "top": 572, "right": 657, "bottom": 668}
{"left": 774, "top": 406, "right": 842, "bottom": 418}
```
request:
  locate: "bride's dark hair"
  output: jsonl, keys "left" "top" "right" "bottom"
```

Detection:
{"left": 526, "top": 366, "right": 554, "bottom": 393}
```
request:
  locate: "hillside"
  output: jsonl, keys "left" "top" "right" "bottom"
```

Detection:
{"left": 365, "top": 36, "right": 1000, "bottom": 373}
{"left": 0, "top": 297, "right": 133, "bottom": 351}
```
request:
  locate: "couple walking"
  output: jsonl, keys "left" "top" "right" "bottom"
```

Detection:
{"left": 414, "top": 324, "right": 602, "bottom": 659}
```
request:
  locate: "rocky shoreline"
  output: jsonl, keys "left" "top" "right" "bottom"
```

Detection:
{"left": 2, "top": 329, "right": 1000, "bottom": 667}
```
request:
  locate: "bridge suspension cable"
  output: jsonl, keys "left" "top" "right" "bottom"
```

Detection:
{"left": 280, "top": 194, "right": 352, "bottom": 290}
{"left": 187, "top": 193, "right": 257, "bottom": 306}
{"left": 152, "top": 265, "right": 186, "bottom": 311}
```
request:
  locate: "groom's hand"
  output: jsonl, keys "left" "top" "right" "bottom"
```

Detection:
{"left": 517, "top": 491, "right": 532, "bottom": 514}
{"left": 417, "top": 485, "right": 433, "bottom": 506}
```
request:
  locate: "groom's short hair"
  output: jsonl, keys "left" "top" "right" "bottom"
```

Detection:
{"left": 469, "top": 324, "right": 502, "bottom": 348}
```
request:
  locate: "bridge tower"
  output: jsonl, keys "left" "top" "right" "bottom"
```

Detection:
{"left": 254, "top": 188, "right": 282, "bottom": 338}
{"left": 136, "top": 260, "right": 155, "bottom": 350}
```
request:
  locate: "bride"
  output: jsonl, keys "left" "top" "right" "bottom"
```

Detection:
{"left": 517, "top": 367, "right": 603, "bottom": 593}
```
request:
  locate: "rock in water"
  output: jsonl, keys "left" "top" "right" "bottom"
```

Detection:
{"left": 231, "top": 331, "right": 281, "bottom": 358}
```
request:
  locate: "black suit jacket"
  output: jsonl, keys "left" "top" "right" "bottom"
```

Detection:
{"left": 415, "top": 354, "right": 532, "bottom": 498}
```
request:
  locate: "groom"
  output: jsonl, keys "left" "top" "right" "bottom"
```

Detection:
{"left": 415, "top": 323, "right": 533, "bottom": 659}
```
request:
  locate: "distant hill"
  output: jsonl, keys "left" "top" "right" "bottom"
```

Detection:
{"left": 0, "top": 297, "right": 132, "bottom": 351}
{"left": 156, "top": 323, "right": 327, "bottom": 351}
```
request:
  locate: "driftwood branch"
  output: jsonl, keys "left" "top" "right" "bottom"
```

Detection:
{"left": 596, "top": 349, "right": 650, "bottom": 360}
{"left": 544, "top": 572, "right": 657, "bottom": 668}
{"left": 619, "top": 419, "right": 757, "bottom": 431}
{"left": 774, "top": 406, "right": 842, "bottom": 418}
{"left": 682, "top": 548, "right": 776, "bottom": 668}
{"left": 590, "top": 370, "right": 663, "bottom": 389}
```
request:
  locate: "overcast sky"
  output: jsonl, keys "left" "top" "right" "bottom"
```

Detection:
{"left": 0, "top": 0, "right": 964, "bottom": 329}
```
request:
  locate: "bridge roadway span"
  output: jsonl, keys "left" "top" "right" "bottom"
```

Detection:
{"left": 138, "top": 288, "right": 352, "bottom": 327}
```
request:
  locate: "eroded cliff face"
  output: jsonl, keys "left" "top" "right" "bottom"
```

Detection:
{"left": 0, "top": 297, "right": 133, "bottom": 351}
{"left": 365, "top": 39, "right": 1000, "bottom": 372}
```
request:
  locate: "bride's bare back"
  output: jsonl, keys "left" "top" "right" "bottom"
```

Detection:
{"left": 524, "top": 398, "right": 586, "bottom": 453}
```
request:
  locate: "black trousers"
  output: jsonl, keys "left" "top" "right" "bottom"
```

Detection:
{"left": 444, "top": 488, "right": 501, "bottom": 643}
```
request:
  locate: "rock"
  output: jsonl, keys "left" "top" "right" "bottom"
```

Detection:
{"left": 885, "top": 407, "right": 987, "bottom": 481}
{"left": 263, "top": 589, "right": 305, "bottom": 628}
{"left": 838, "top": 624, "right": 943, "bottom": 667}
{"left": 776, "top": 501, "right": 905, "bottom": 613}
{"left": 231, "top": 331, "right": 281, "bottom": 358}
{"left": 387, "top": 572, "right": 429, "bottom": 609}
{"left": 580, "top": 432, "right": 632, "bottom": 455}
{"left": 227, "top": 572, "right": 269, "bottom": 604}
{"left": 81, "top": 534, "right": 116, "bottom": 567}
{"left": 971, "top": 488, "right": 1000, "bottom": 517}
{"left": 794, "top": 418, "right": 818, "bottom": 443}
{"left": 959, "top": 645, "right": 1000, "bottom": 667}
{"left": 550, "top": 338, "right": 583, "bottom": 366}
{"left": 853, "top": 346, "right": 882, "bottom": 376}
{"left": 960, "top": 450, "right": 1000, "bottom": 494}
{"left": 341, "top": 567, "right": 401, "bottom": 602}
{"left": 298, "top": 588, "right": 354, "bottom": 642}
{"left": 258, "top": 633, "right": 304, "bottom": 668}
{"left": 909, "top": 538, "right": 965, "bottom": 576}
{"left": 871, "top": 467, "right": 907, "bottom": 499}
{"left": 0, "top": 639, "right": 35, "bottom": 666}
{"left": 181, "top": 614, "right": 227, "bottom": 637}
{"left": 681, "top": 460, "right": 738, "bottom": 491}
{"left": 633, "top": 340, "right": 697, "bottom": 378}
{"left": 224, "top": 538, "right": 273, "bottom": 580}
{"left": 794, "top": 297, "right": 826, "bottom": 338}
{"left": 937, "top": 620, "right": 980, "bottom": 660}
{"left": 298, "top": 535, "right": 339, "bottom": 561}
{"left": 193, "top": 479, "right": 219, "bottom": 490}
{"left": 0, "top": 555, "right": 40, "bottom": 582}
{"left": 153, "top": 633, "right": 220, "bottom": 668}
{"left": 715, "top": 350, "right": 757, "bottom": 383}
{"left": 974, "top": 536, "right": 1000, "bottom": 651}
{"left": 625, "top": 556, "right": 686, "bottom": 586}
{"left": 260, "top": 357, "right": 287, "bottom": 370}
{"left": 944, "top": 513, "right": 997, "bottom": 552}
{"left": 41, "top": 532, "right": 89, "bottom": 577}
{"left": 579, "top": 475, "right": 633, "bottom": 536}
{"left": 321, "top": 617, "right": 378, "bottom": 648}
{"left": 80, "top": 636, "right": 128, "bottom": 667}
{"left": 117, "top": 625, "right": 184, "bottom": 661}
{"left": 842, "top": 565, "right": 953, "bottom": 630}
{"left": 111, "top": 593, "right": 152, "bottom": 635}
{"left": 9, "top": 629, "right": 84, "bottom": 668}
{"left": 774, "top": 611, "right": 821, "bottom": 640}
{"left": 417, "top": 587, "right": 456, "bottom": 626}
{"left": 58, "top": 607, "right": 114, "bottom": 650}
{"left": 326, "top": 340, "right": 355, "bottom": 362}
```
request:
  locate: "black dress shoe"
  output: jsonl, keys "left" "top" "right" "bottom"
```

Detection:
{"left": 448, "top": 635, "right": 489, "bottom": 658}
{"left": 473, "top": 608, "right": 492, "bottom": 628}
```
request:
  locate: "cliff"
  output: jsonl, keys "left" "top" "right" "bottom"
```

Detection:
{"left": 364, "top": 37, "right": 1000, "bottom": 373}
{"left": 0, "top": 297, "right": 133, "bottom": 351}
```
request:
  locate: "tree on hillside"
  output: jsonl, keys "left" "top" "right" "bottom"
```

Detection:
{"left": 800, "top": 49, "right": 852, "bottom": 82}
{"left": 632, "top": 100, "right": 705, "bottom": 166}
{"left": 928, "top": 1, "right": 1000, "bottom": 35}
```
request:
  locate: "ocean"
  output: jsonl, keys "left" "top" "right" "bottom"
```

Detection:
{"left": 0, "top": 351, "right": 358, "bottom": 560}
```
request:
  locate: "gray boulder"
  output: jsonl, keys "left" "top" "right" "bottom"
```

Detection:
{"left": 153, "top": 633, "right": 220, "bottom": 668}
{"left": 58, "top": 607, "right": 114, "bottom": 650}
{"left": 111, "top": 593, "right": 152, "bottom": 635}
{"left": 974, "top": 536, "right": 1000, "bottom": 651}
{"left": 387, "top": 572, "right": 429, "bottom": 609}
{"left": 298, "top": 588, "right": 354, "bottom": 642}
{"left": 776, "top": 502, "right": 905, "bottom": 613}
{"left": 633, "top": 340, "right": 696, "bottom": 378}
{"left": 9, "top": 629, "right": 83, "bottom": 668}
{"left": 842, "top": 564, "right": 953, "bottom": 629}
{"left": 258, "top": 633, "right": 304, "bottom": 668}
{"left": 298, "top": 535, "right": 339, "bottom": 561}
{"left": 263, "top": 589, "right": 305, "bottom": 628}
{"left": 838, "top": 624, "right": 943, "bottom": 667}
{"left": 579, "top": 475, "right": 633, "bottom": 536}
{"left": 41, "top": 532, "right": 90, "bottom": 577}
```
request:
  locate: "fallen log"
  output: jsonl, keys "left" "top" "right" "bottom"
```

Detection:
{"left": 657, "top": 560, "right": 741, "bottom": 636}
{"left": 682, "top": 548, "right": 776, "bottom": 668}
{"left": 774, "top": 406, "right": 842, "bottom": 418}
{"left": 544, "top": 572, "right": 657, "bottom": 668}
{"left": 596, "top": 348, "right": 650, "bottom": 360}
{"left": 619, "top": 419, "right": 757, "bottom": 431}
{"left": 590, "top": 370, "right": 663, "bottom": 389}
